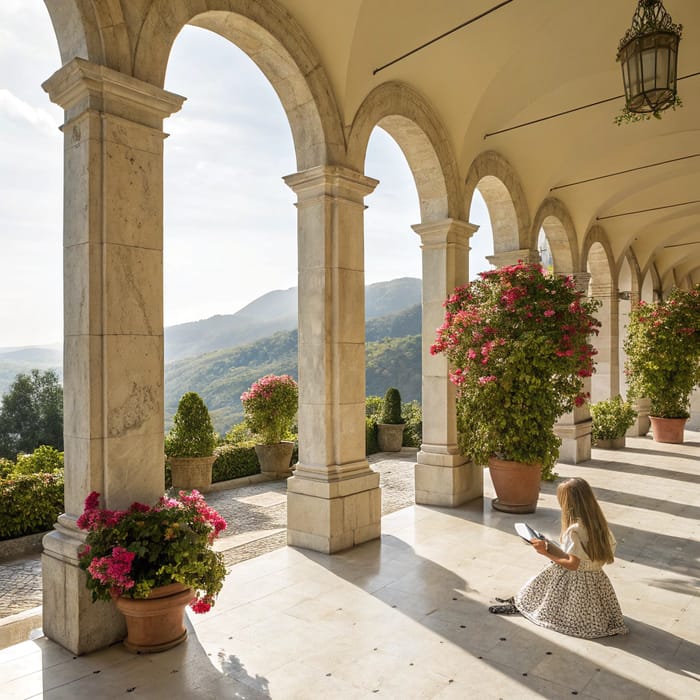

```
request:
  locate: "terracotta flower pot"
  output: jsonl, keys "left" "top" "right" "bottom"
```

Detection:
{"left": 254, "top": 441, "right": 295, "bottom": 476}
{"left": 114, "top": 582, "right": 194, "bottom": 653}
{"left": 488, "top": 457, "right": 541, "bottom": 514}
{"left": 649, "top": 416, "right": 687, "bottom": 444}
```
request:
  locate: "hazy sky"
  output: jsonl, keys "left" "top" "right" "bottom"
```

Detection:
{"left": 0, "top": 2, "right": 493, "bottom": 348}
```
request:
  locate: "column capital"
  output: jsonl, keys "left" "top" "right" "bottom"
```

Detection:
{"left": 42, "top": 57, "right": 185, "bottom": 127}
{"left": 567, "top": 272, "right": 592, "bottom": 294}
{"left": 412, "top": 219, "right": 479, "bottom": 248}
{"left": 487, "top": 248, "right": 540, "bottom": 268}
{"left": 283, "top": 165, "right": 379, "bottom": 203}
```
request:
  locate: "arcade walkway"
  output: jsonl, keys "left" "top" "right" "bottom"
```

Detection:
{"left": 1, "top": 432, "right": 698, "bottom": 699}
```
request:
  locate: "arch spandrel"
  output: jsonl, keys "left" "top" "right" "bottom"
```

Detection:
{"left": 347, "top": 81, "right": 462, "bottom": 223}
{"left": 44, "top": 0, "right": 102, "bottom": 65}
{"left": 464, "top": 151, "right": 530, "bottom": 254}
{"left": 531, "top": 197, "right": 578, "bottom": 274}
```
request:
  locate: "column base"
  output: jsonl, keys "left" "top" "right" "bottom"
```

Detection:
{"left": 286, "top": 462, "right": 381, "bottom": 553}
{"left": 554, "top": 419, "right": 592, "bottom": 464}
{"left": 415, "top": 447, "right": 483, "bottom": 506}
{"left": 627, "top": 398, "right": 651, "bottom": 437}
{"left": 42, "top": 515, "right": 126, "bottom": 655}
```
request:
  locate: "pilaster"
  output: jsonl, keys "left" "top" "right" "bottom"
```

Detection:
{"left": 412, "top": 219, "right": 482, "bottom": 506}
{"left": 41, "top": 58, "right": 184, "bottom": 654}
{"left": 283, "top": 165, "right": 381, "bottom": 552}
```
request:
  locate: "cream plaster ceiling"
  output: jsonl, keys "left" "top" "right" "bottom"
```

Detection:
{"left": 286, "top": 0, "right": 700, "bottom": 287}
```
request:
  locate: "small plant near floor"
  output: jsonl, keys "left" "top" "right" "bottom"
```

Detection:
{"left": 379, "top": 387, "right": 403, "bottom": 424}
{"left": 590, "top": 396, "right": 637, "bottom": 441}
{"left": 165, "top": 392, "right": 217, "bottom": 458}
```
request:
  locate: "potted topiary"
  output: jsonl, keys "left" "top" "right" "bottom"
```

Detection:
{"left": 77, "top": 489, "right": 227, "bottom": 653}
{"left": 624, "top": 285, "right": 700, "bottom": 443}
{"left": 431, "top": 263, "right": 600, "bottom": 513}
{"left": 377, "top": 387, "right": 405, "bottom": 452}
{"left": 241, "top": 374, "right": 298, "bottom": 477}
{"left": 165, "top": 392, "right": 217, "bottom": 492}
{"left": 590, "top": 395, "right": 637, "bottom": 449}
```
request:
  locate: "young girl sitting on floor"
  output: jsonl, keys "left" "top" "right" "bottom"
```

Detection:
{"left": 490, "top": 477, "right": 629, "bottom": 638}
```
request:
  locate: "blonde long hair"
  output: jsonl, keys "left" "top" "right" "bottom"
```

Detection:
{"left": 557, "top": 478, "right": 614, "bottom": 564}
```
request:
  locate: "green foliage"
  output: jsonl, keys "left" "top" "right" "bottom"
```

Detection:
{"left": 366, "top": 416, "right": 379, "bottom": 455}
{"left": 365, "top": 396, "right": 383, "bottom": 417}
{"left": 614, "top": 95, "right": 683, "bottom": 125}
{"left": 432, "top": 264, "right": 601, "bottom": 477}
{"left": 401, "top": 400, "right": 423, "bottom": 448}
{"left": 366, "top": 336, "right": 421, "bottom": 402}
{"left": 366, "top": 304, "right": 421, "bottom": 342}
{"left": 241, "top": 374, "right": 298, "bottom": 445}
{"left": 13, "top": 445, "right": 64, "bottom": 475}
{"left": 0, "top": 369, "right": 63, "bottom": 459}
{"left": 77, "top": 490, "right": 227, "bottom": 613}
{"left": 0, "top": 472, "right": 64, "bottom": 539}
{"left": 624, "top": 285, "right": 700, "bottom": 418}
{"left": 590, "top": 396, "right": 637, "bottom": 441}
{"left": 224, "top": 422, "right": 256, "bottom": 446}
{"left": 380, "top": 387, "right": 403, "bottom": 424}
{"left": 212, "top": 443, "right": 260, "bottom": 482}
{"left": 165, "top": 392, "right": 217, "bottom": 458}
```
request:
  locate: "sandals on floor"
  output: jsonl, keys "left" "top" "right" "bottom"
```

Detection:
{"left": 494, "top": 596, "right": 514, "bottom": 604}
{"left": 488, "top": 603, "right": 518, "bottom": 615}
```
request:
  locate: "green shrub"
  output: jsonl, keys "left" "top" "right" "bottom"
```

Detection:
{"left": 14, "top": 445, "right": 64, "bottom": 475}
{"left": 224, "top": 422, "right": 256, "bottom": 447}
{"left": 365, "top": 396, "right": 383, "bottom": 418}
{"left": 212, "top": 444, "right": 260, "bottom": 482}
{"left": 0, "top": 457, "right": 14, "bottom": 478}
{"left": 402, "top": 400, "right": 423, "bottom": 448}
{"left": 591, "top": 396, "right": 637, "bottom": 441}
{"left": 165, "top": 392, "right": 217, "bottom": 458}
{"left": 366, "top": 416, "right": 379, "bottom": 455}
{"left": 0, "top": 472, "right": 65, "bottom": 540}
{"left": 379, "top": 387, "right": 403, "bottom": 424}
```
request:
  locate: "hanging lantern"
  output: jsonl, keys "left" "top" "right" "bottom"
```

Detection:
{"left": 617, "top": 0, "right": 682, "bottom": 116}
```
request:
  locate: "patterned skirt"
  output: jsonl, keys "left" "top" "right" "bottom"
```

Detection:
{"left": 514, "top": 562, "right": 629, "bottom": 638}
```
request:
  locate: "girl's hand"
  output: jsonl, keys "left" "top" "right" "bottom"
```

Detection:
{"left": 530, "top": 538, "right": 548, "bottom": 555}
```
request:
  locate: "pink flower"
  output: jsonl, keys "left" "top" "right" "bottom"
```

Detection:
{"left": 544, "top": 309, "right": 555, "bottom": 317}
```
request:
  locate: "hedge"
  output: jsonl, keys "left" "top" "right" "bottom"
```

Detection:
{"left": 212, "top": 444, "right": 260, "bottom": 482}
{"left": 0, "top": 472, "right": 64, "bottom": 540}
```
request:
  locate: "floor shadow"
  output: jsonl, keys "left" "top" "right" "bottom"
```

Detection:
{"left": 297, "top": 535, "right": 673, "bottom": 698}
{"left": 588, "top": 485, "right": 700, "bottom": 521}
{"left": 32, "top": 615, "right": 270, "bottom": 699}
{"left": 582, "top": 458, "right": 700, "bottom": 484}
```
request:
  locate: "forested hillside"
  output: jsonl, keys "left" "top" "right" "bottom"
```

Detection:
{"left": 165, "top": 304, "right": 422, "bottom": 434}
{"left": 164, "top": 277, "right": 421, "bottom": 362}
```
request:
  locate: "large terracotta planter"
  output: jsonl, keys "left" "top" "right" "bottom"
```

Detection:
{"left": 254, "top": 441, "right": 294, "bottom": 476}
{"left": 488, "top": 457, "right": 541, "bottom": 514}
{"left": 377, "top": 423, "right": 405, "bottom": 452}
{"left": 169, "top": 455, "right": 215, "bottom": 492}
{"left": 649, "top": 416, "right": 687, "bottom": 444}
{"left": 114, "top": 582, "right": 194, "bottom": 653}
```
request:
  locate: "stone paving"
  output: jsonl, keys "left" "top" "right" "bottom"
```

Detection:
{"left": 0, "top": 452, "right": 416, "bottom": 620}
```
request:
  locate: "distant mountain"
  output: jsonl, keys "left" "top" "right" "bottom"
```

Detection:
{"left": 165, "top": 303, "right": 422, "bottom": 434}
{"left": 0, "top": 346, "right": 63, "bottom": 396}
{"left": 164, "top": 277, "right": 421, "bottom": 362}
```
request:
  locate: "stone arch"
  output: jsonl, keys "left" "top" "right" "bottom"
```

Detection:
{"left": 347, "top": 81, "right": 462, "bottom": 222}
{"left": 582, "top": 225, "right": 617, "bottom": 402}
{"left": 530, "top": 198, "right": 578, "bottom": 273}
{"left": 464, "top": 151, "right": 530, "bottom": 254}
{"left": 44, "top": 0, "right": 104, "bottom": 66}
{"left": 133, "top": 0, "right": 345, "bottom": 169}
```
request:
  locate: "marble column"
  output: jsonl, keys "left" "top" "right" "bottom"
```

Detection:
{"left": 555, "top": 272, "right": 593, "bottom": 463}
{"left": 283, "top": 165, "right": 381, "bottom": 553}
{"left": 41, "top": 58, "right": 184, "bottom": 654}
{"left": 413, "top": 219, "right": 481, "bottom": 506}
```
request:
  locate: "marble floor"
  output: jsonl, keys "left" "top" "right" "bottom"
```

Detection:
{"left": 1, "top": 432, "right": 698, "bottom": 699}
